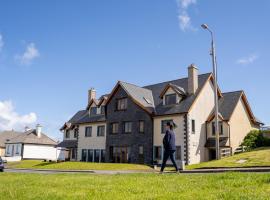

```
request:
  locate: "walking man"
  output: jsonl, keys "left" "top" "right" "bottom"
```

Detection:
{"left": 160, "top": 121, "right": 179, "bottom": 173}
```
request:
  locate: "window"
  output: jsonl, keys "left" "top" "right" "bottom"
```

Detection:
{"left": 101, "top": 150, "right": 106, "bottom": 162}
{"left": 81, "top": 149, "right": 87, "bottom": 162}
{"left": 100, "top": 106, "right": 105, "bottom": 115}
{"left": 65, "top": 130, "right": 70, "bottom": 138}
{"left": 94, "top": 149, "right": 100, "bottom": 162}
{"left": 6, "top": 145, "right": 10, "bottom": 154}
{"left": 111, "top": 123, "right": 119, "bottom": 134}
{"left": 90, "top": 107, "right": 97, "bottom": 116}
{"left": 123, "top": 122, "right": 132, "bottom": 133}
{"left": 117, "top": 98, "right": 127, "bottom": 111}
{"left": 16, "top": 145, "right": 19, "bottom": 154}
{"left": 97, "top": 126, "right": 105, "bottom": 137}
{"left": 165, "top": 94, "right": 177, "bottom": 105}
{"left": 154, "top": 146, "right": 162, "bottom": 160}
{"left": 191, "top": 120, "right": 195, "bottom": 134}
{"left": 71, "top": 148, "right": 76, "bottom": 159}
{"left": 139, "top": 121, "right": 145, "bottom": 133}
{"left": 74, "top": 129, "right": 79, "bottom": 138}
{"left": 212, "top": 122, "right": 223, "bottom": 135}
{"left": 87, "top": 149, "right": 93, "bottom": 162}
{"left": 161, "top": 120, "right": 173, "bottom": 133}
{"left": 85, "top": 126, "right": 92, "bottom": 137}
{"left": 139, "top": 146, "right": 144, "bottom": 155}
{"left": 176, "top": 146, "right": 181, "bottom": 160}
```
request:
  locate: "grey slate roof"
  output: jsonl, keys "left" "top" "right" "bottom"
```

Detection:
{"left": 6, "top": 129, "right": 57, "bottom": 146}
{"left": 119, "top": 81, "right": 155, "bottom": 113}
{"left": 144, "top": 73, "right": 212, "bottom": 115}
{"left": 0, "top": 131, "right": 21, "bottom": 148}
{"left": 76, "top": 112, "right": 106, "bottom": 124}
{"left": 218, "top": 91, "right": 243, "bottom": 121}
{"left": 57, "top": 140, "right": 77, "bottom": 148}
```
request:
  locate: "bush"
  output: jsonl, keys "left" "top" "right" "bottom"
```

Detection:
{"left": 241, "top": 130, "right": 270, "bottom": 151}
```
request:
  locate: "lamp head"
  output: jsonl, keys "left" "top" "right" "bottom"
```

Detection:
{"left": 201, "top": 24, "right": 209, "bottom": 30}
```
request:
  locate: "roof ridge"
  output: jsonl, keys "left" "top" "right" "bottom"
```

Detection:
{"left": 119, "top": 81, "right": 153, "bottom": 92}
{"left": 222, "top": 90, "right": 244, "bottom": 95}
{"left": 143, "top": 72, "right": 212, "bottom": 88}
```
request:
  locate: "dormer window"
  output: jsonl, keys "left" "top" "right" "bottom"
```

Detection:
{"left": 90, "top": 107, "right": 97, "bottom": 116}
{"left": 100, "top": 106, "right": 105, "bottom": 114}
{"left": 165, "top": 94, "right": 177, "bottom": 105}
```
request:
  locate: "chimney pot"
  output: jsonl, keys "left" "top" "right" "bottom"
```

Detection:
{"left": 188, "top": 64, "right": 198, "bottom": 95}
{"left": 36, "top": 124, "right": 42, "bottom": 138}
{"left": 88, "top": 88, "right": 96, "bottom": 104}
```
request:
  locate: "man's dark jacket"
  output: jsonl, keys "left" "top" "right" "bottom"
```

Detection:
{"left": 163, "top": 130, "right": 176, "bottom": 151}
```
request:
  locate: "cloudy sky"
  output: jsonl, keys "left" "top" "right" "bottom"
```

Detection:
{"left": 0, "top": 0, "right": 269, "bottom": 140}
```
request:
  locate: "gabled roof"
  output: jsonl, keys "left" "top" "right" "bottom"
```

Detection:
{"left": 86, "top": 94, "right": 109, "bottom": 110}
{"left": 57, "top": 140, "right": 77, "bottom": 148}
{"left": 60, "top": 110, "right": 87, "bottom": 131}
{"left": 159, "top": 83, "right": 187, "bottom": 98}
{"left": 6, "top": 129, "right": 57, "bottom": 146}
{"left": 0, "top": 131, "right": 21, "bottom": 148}
{"left": 144, "top": 73, "right": 213, "bottom": 115}
{"left": 106, "top": 81, "right": 155, "bottom": 114}
{"left": 207, "top": 90, "right": 262, "bottom": 125}
{"left": 76, "top": 113, "right": 106, "bottom": 124}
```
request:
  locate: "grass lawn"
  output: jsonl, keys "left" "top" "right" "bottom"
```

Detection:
{"left": 6, "top": 160, "right": 152, "bottom": 171}
{"left": 0, "top": 172, "right": 270, "bottom": 200}
{"left": 187, "top": 147, "right": 270, "bottom": 170}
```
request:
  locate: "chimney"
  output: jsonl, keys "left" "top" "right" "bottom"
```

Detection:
{"left": 188, "top": 64, "right": 198, "bottom": 95}
{"left": 88, "top": 88, "right": 96, "bottom": 104}
{"left": 24, "top": 126, "right": 31, "bottom": 132}
{"left": 36, "top": 124, "right": 42, "bottom": 138}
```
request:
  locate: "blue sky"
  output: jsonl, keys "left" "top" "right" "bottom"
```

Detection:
{"left": 0, "top": 0, "right": 269, "bottom": 140}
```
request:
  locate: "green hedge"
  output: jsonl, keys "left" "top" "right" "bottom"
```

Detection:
{"left": 241, "top": 130, "right": 270, "bottom": 151}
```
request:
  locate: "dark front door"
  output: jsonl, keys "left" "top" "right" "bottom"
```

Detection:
{"left": 209, "top": 149, "right": 216, "bottom": 160}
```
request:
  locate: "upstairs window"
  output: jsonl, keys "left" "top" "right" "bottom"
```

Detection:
{"left": 139, "top": 121, "right": 145, "bottom": 133}
{"left": 90, "top": 107, "right": 97, "bottom": 116}
{"left": 123, "top": 122, "right": 132, "bottom": 133}
{"left": 212, "top": 122, "right": 223, "bottom": 136}
{"left": 117, "top": 98, "right": 127, "bottom": 111}
{"left": 100, "top": 106, "right": 105, "bottom": 115}
{"left": 74, "top": 128, "right": 79, "bottom": 138}
{"left": 65, "top": 130, "right": 70, "bottom": 138}
{"left": 191, "top": 120, "right": 195, "bottom": 134}
{"left": 97, "top": 126, "right": 105, "bottom": 137}
{"left": 165, "top": 94, "right": 177, "bottom": 105}
{"left": 85, "top": 126, "right": 92, "bottom": 137}
{"left": 111, "top": 123, "right": 119, "bottom": 134}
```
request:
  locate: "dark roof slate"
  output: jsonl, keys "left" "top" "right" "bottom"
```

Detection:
{"left": 205, "top": 137, "right": 229, "bottom": 148}
{"left": 144, "top": 73, "right": 212, "bottom": 115}
{"left": 57, "top": 140, "right": 77, "bottom": 148}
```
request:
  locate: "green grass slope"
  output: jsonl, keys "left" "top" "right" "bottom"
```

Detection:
{"left": 187, "top": 147, "right": 270, "bottom": 170}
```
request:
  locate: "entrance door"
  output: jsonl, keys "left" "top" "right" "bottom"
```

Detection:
{"left": 112, "top": 147, "right": 129, "bottom": 163}
{"left": 209, "top": 149, "right": 216, "bottom": 160}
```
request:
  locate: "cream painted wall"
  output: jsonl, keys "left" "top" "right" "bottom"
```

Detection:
{"left": 23, "top": 144, "right": 57, "bottom": 160}
{"left": 77, "top": 122, "right": 106, "bottom": 161}
{"left": 229, "top": 98, "right": 258, "bottom": 153}
{"left": 188, "top": 79, "right": 215, "bottom": 164}
{"left": 153, "top": 114, "right": 185, "bottom": 163}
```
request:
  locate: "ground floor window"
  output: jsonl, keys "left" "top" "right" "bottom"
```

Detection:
{"left": 82, "top": 149, "right": 105, "bottom": 163}
{"left": 175, "top": 146, "right": 181, "bottom": 160}
{"left": 81, "top": 149, "right": 87, "bottom": 162}
{"left": 71, "top": 148, "right": 77, "bottom": 159}
{"left": 154, "top": 146, "right": 162, "bottom": 160}
{"left": 110, "top": 146, "right": 131, "bottom": 163}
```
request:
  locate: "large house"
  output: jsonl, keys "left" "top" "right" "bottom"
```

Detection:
{"left": 60, "top": 65, "right": 262, "bottom": 165}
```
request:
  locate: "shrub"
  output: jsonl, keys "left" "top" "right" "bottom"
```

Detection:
{"left": 241, "top": 130, "right": 270, "bottom": 151}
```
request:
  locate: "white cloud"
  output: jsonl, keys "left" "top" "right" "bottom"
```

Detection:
{"left": 236, "top": 54, "right": 258, "bottom": 65}
{"left": 176, "top": 0, "right": 197, "bottom": 31}
{"left": 15, "top": 42, "right": 40, "bottom": 65}
{"left": 0, "top": 100, "right": 37, "bottom": 131}
{"left": 0, "top": 34, "right": 4, "bottom": 51}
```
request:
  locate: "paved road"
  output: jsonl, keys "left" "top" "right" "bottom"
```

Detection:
{"left": 3, "top": 167, "right": 270, "bottom": 175}
{"left": 3, "top": 168, "right": 153, "bottom": 175}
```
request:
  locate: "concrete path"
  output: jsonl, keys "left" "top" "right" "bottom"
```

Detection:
{"left": 3, "top": 167, "right": 270, "bottom": 175}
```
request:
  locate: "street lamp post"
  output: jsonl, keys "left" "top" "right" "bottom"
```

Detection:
{"left": 201, "top": 24, "right": 220, "bottom": 160}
